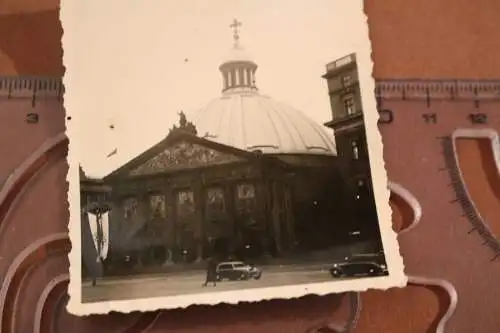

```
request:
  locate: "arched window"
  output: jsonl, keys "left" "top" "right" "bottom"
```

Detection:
{"left": 341, "top": 75, "right": 352, "bottom": 87}
{"left": 206, "top": 188, "right": 225, "bottom": 213}
{"left": 351, "top": 140, "right": 359, "bottom": 160}
{"left": 123, "top": 197, "right": 138, "bottom": 220}
{"left": 343, "top": 94, "right": 356, "bottom": 115}
{"left": 149, "top": 194, "right": 166, "bottom": 219}
{"left": 237, "top": 183, "right": 255, "bottom": 199}
{"left": 177, "top": 190, "right": 195, "bottom": 216}
{"left": 236, "top": 183, "right": 256, "bottom": 212}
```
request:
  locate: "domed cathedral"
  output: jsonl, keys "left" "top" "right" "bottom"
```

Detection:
{"left": 82, "top": 20, "right": 357, "bottom": 274}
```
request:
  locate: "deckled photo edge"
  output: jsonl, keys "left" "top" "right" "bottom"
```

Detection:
{"left": 61, "top": 0, "right": 86, "bottom": 315}
{"left": 355, "top": 9, "right": 407, "bottom": 287}
{"left": 61, "top": 0, "right": 406, "bottom": 316}
{"left": 62, "top": 51, "right": 84, "bottom": 315}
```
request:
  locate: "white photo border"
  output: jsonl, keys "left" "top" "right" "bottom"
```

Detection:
{"left": 62, "top": 0, "right": 407, "bottom": 316}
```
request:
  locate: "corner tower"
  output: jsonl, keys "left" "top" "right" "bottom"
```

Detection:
{"left": 323, "top": 54, "right": 370, "bottom": 183}
{"left": 322, "top": 54, "right": 378, "bottom": 241}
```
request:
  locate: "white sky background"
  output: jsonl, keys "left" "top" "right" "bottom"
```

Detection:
{"left": 63, "top": 0, "right": 369, "bottom": 178}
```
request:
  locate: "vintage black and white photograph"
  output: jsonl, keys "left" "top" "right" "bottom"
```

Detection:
{"left": 62, "top": 0, "right": 405, "bottom": 315}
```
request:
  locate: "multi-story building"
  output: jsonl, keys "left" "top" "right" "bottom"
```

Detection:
{"left": 322, "top": 53, "right": 380, "bottom": 242}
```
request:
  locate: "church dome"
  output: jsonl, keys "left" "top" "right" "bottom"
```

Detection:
{"left": 192, "top": 93, "right": 336, "bottom": 156}
{"left": 190, "top": 19, "right": 336, "bottom": 156}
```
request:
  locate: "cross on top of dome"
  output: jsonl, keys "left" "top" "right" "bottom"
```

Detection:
{"left": 219, "top": 19, "right": 259, "bottom": 94}
{"left": 229, "top": 18, "right": 242, "bottom": 49}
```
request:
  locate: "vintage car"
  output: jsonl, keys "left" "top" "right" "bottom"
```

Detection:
{"left": 348, "top": 251, "right": 387, "bottom": 266}
{"left": 329, "top": 261, "right": 388, "bottom": 278}
{"left": 216, "top": 261, "right": 262, "bottom": 281}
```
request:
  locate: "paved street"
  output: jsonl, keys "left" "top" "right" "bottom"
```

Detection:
{"left": 81, "top": 263, "right": 353, "bottom": 303}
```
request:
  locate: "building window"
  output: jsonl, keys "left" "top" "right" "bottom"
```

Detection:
{"left": 351, "top": 140, "right": 360, "bottom": 160}
{"left": 355, "top": 178, "right": 368, "bottom": 200}
{"left": 356, "top": 179, "right": 365, "bottom": 200}
{"left": 206, "top": 187, "right": 225, "bottom": 213}
{"left": 123, "top": 197, "right": 138, "bottom": 221}
{"left": 177, "top": 190, "right": 195, "bottom": 216}
{"left": 343, "top": 95, "right": 356, "bottom": 115}
{"left": 237, "top": 183, "right": 255, "bottom": 199}
{"left": 236, "top": 183, "right": 256, "bottom": 212}
{"left": 341, "top": 75, "right": 352, "bottom": 87}
{"left": 149, "top": 194, "right": 166, "bottom": 219}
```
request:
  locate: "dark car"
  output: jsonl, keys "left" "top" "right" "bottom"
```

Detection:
{"left": 216, "top": 261, "right": 262, "bottom": 281}
{"left": 329, "top": 261, "right": 388, "bottom": 278}
{"left": 348, "top": 252, "right": 387, "bottom": 266}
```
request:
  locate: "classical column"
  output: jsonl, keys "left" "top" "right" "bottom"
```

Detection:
{"left": 283, "top": 183, "right": 296, "bottom": 250}
{"left": 271, "top": 181, "right": 282, "bottom": 254}
{"left": 193, "top": 179, "right": 204, "bottom": 262}
{"left": 134, "top": 193, "right": 148, "bottom": 269}
{"left": 223, "top": 74, "right": 228, "bottom": 91}
{"left": 235, "top": 68, "right": 241, "bottom": 86}
{"left": 230, "top": 69, "right": 236, "bottom": 89}
{"left": 109, "top": 197, "right": 124, "bottom": 251}
{"left": 254, "top": 180, "right": 270, "bottom": 256}
{"left": 250, "top": 70, "right": 255, "bottom": 87}
{"left": 225, "top": 181, "right": 237, "bottom": 254}
{"left": 243, "top": 68, "right": 248, "bottom": 86}
{"left": 163, "top": 187, "right": 176, "bottom": 266}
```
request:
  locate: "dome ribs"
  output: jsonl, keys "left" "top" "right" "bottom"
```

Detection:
{"left": 193, "top": 93, "right": 336, "bottom": 156}
{"left": 256, "top": 96, "right": 289, "bottom": 151}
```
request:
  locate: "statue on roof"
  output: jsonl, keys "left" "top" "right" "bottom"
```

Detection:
{"left": 168, "top": 111, "right": 198, "bottom": 137}
{"left": 178, "top": 111, "right": 187, "bottom": 127}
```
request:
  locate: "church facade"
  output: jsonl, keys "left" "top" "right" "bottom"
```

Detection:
{"left": 98, "top": 128, "right": 352, "bottom": 268}
{"left": 80, "top": 127, "right": 355, "bottom": 273}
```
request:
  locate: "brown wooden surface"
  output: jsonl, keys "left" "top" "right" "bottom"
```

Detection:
{"left": 1, "top": 0, "right": 500, "bottom": 332}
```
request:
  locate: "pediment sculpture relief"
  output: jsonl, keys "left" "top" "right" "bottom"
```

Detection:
{"left": 129, "top": 141, "right": 243, "bottom": 176}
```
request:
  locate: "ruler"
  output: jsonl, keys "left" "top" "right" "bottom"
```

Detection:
{"left": 0, "top": 76, "right": 63, "bottom": 124}
{"left": 376, "top": 79, "right": 500, "bottom": 126}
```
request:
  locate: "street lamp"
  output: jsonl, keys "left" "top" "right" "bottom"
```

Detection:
{"left": 85, "top": 199, "right": 112, "bottom": 263}
{"left": 84, "top": 198, "right": 112, "bottom": 287}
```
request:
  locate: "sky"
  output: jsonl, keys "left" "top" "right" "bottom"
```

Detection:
{"left": 62, "top": 0, "right": 372, "bottom": 178}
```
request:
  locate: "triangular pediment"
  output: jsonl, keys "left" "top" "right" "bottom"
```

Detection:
{"left": 128, "top": 139, "right": 244, "bottom": 176}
